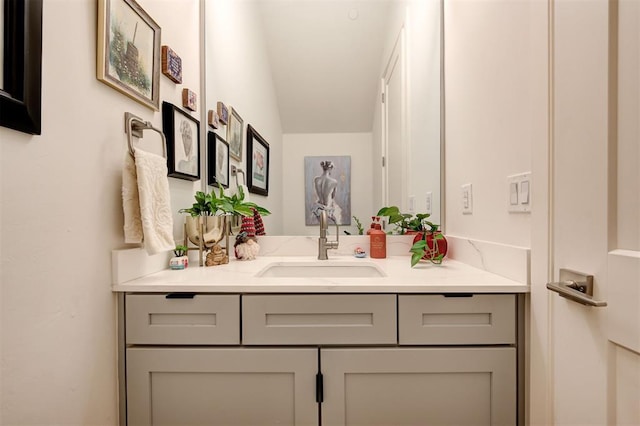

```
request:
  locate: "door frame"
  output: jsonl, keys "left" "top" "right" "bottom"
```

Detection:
{"left": 381, "top": 25, "right": 408, "bottom": 209}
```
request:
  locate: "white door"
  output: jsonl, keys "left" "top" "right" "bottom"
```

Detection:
{"left": 538, "top": 0, "right": 640, "bottom": 424}
{"left": 382, "top": 27, "right": 407, "bottom": 210}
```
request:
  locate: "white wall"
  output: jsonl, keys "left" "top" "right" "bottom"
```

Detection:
{"left": 205, "top": 0, "right": 283, "bottom": 234}
{"left": 282, "top": 133, "right": 374, "bottom": 236}
{"left": 0, "top": 0, "right": 200, "bottom": 423}
{"left": 444, "top": 0, "right": 545, "bottom": 247}
{"left": 443, "top": 6, "right": 547, "bottom": 423}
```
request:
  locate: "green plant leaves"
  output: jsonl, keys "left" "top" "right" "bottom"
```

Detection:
{"left": 180, "top": 183, "right": 271, "bottom": 218}
{"left": 409, "top": 232, "right": 446, "bottom": 267}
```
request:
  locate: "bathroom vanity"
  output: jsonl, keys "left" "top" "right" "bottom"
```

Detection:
{"left": 114, "top": 252, "right": 527, "bottom": 426}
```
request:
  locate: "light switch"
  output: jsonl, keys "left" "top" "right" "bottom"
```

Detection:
{"left": 425, "top": 192, "right": 432, "bottom": 214}
{"left": 507, "top": 172, "right": 531, "bottom": 213}
{"left": 461, "top": 184, "right": 472, "bottom": 214}
{"left": 510, "top": 182, "right": 519, "bottom": 205}
{"left": 520, "top": 180, "right": 530, "bottom": 204}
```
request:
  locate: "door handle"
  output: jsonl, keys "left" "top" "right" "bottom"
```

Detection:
{"left": 546, "top": 268, "right": 607, "bottom": 307}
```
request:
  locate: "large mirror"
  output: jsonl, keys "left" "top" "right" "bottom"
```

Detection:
{"left": 204, "top": 0, "right": 441, "bottom": 236}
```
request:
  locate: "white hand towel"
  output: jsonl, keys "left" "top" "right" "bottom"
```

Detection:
{"left": 122, "top": 149, "right": 175, "bottom": 255}
{"left": 122, "top": 153, "right": 143, "bottom": 244}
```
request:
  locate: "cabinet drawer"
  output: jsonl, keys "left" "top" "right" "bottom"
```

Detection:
{"left": 242, "top": 294, "right": 397, "bottom": 345}
{"left": 398, "top": 294, "right": 515, "bottom": 345}
{"left": 125, "top": 294, "right": 240, "bottom": 345}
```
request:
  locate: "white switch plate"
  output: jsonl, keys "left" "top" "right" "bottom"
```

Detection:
{"left": 408, "top": 195, "right": 415, "bottom": 213}
{"left": 507, "top": 172, "right": 531, "bottom": 213}
{"left": 425, "top": 192, "right": 432, "bottom": 215}
{"left": 461, "top": 183, "right": 473, "bottom": 214}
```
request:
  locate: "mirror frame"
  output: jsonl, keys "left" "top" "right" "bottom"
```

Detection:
{"left": 0, "top": 0, "right": 43, "bottom": 135}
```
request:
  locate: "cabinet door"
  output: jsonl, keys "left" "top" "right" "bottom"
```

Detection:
{"left": 321, "top": 348, "right": 516, "bottom": 426}
{"left": 127, "top": 348, "right": 318, "bottom": 426}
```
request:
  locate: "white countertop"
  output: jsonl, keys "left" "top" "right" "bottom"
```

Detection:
{"left": 112, "top": 254, "right": 529, "bottom": 294}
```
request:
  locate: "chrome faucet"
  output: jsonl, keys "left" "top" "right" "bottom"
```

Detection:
{"left": 318, "top": 209, "right": 339, "bottom": 260}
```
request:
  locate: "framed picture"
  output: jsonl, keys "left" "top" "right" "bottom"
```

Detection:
{"left": 227, "top": 107, "right": 244, "bottom": 161}
{"left": 0, "top": 0, "right": 42, "bottom": 134}
{"left": 182, "top": 88, "right": 197, "bottom": 111}
{"left": 161, "top": 45, "right": 182, "bottom": 83}
{"left": 247, "top": 125, "right": 269, "bottom": 196}
{"left": 217, "top": 101, "right": 229, "bottom": 125}
{"left": 97, "top": 0, "right": 161, "bottom": 110}
{"left": 208, "top": 109, "right": 220, "bottom": 129}
{"left": 304, "top": 155, "right": 351, "bottom": 226}
{"left": 162, "top": 102, "right": 200, "bottom": 181}
{"left": 207, "top": 132, "right": 230, "bottom": 188}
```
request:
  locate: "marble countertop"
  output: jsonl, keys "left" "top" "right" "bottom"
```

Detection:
{"left": 112, "top": 254, "right": 529, "bottom": 294}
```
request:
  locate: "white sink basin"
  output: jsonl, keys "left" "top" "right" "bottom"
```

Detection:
{"left": 256, "top": 261, "right": 386, "bottom": 278}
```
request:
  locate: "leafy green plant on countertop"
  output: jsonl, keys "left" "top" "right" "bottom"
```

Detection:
{"left": 179, "top": 191, "right": 218, "bottom": 217}
{"left": 173, "top": 245, "right": 188, "bottom": 257}
{"left": 376, "top": 206, "right": 436, "bottom": 234}
{"left": 377, "top": 205, "right": 446, "bottom": 267}
{"left": 216, "top": 184, "right": 271, "bottom": 218}
{"left": 179, "top": 185, "right": 271, "bottom": 218}
{"left": 409, "top": 229, "right": 446, "bottom": 267}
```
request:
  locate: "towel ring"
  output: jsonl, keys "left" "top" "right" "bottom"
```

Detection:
{"left": 125, "top": 112, "right": 167, "bottom": 158}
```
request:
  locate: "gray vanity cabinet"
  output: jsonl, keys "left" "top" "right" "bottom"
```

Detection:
{"left": 321, "top": 347, "right": 516, "bottom": 426}
{"left": 120, "top": 293, "right": 521, "bottom": 426}
{"left": 126, "top": 347, "right": 318, "bottom": 426}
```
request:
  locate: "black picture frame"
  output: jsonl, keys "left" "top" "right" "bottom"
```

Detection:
{"left": 247, "top": 125, "right": 269, "bottom": 196}
{"left": 0, "top": 0, "right": 43, "bottom": 134}
{"left": 207, "top": 131, "right": 229, "bottom": 188}
{"left": 162, "top": 101, "right": 200, "bottom": 181}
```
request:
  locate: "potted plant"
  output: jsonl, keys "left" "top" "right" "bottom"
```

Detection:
{"left": 169, "top": 245, "right": 189, "bottom": 269}
{"left": 377, "top": 206, "right": 447, "bottom": 266}
{"left": 179, "top": 185, "right": 271, "bottom": 241}
{"left": 179, "top": 190, "right": 226, "bottom": 248}
{"left": 409, "top": 223, "right": 447, "bottom": 266}
{"left": 376, "top": 206, "right": 434, "bottom": 234}
{"left": 213, "top": 184, "right": 271, "bottom": 234}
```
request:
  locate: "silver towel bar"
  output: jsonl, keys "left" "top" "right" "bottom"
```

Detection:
{"left": 124, "top": 112, "right": 167, "bottom": 158}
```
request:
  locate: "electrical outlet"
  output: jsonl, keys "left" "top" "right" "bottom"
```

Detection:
{"left": 425, "top": 192, "right": 432, "bottom": 215}
{"left": 461, "top": 184, "right": 473, "bottom": 214}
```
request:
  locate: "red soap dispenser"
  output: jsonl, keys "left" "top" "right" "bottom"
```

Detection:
{"left": 366, "top": 216, "right": 376, "bottom": 235}
{"left": 369, "top": 218, "right": 386, "bottom": 259}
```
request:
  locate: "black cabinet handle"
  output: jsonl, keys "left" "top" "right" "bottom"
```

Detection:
{"left": 165, "top": 293, "right": 196, "bottom": 299}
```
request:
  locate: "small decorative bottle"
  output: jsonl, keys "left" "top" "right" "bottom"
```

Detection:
{"left": 369, "top": 219, "right": 387, "bottom": 259}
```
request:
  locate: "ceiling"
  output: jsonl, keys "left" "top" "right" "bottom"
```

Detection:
{"left": 257, "top": 1, "right": 393, "bottom": 134}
